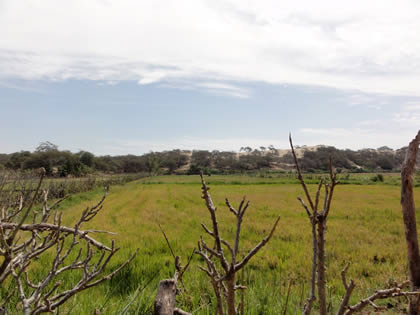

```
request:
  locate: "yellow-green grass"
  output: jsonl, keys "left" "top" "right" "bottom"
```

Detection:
{"left": 27, "top": 175, "right": 420, "bottom": 314}
{"left": 138, "top": 173, "right": 419, "bottom": 186}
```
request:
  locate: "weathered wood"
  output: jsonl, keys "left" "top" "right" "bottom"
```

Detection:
{"left": 343, "top": 280, "right": 420, "bottom": 314}
{"left": 226, "top": 274, "right": 236, "bottom": 315}
{"left": 174, "top": 308, "right": 191, "bottom": 315}
{"left": 153, "top": 279, "right": 177, "bottom": 315}
{"left": 316, "top": 217, "right": 327, "bottom": 315}
{"left": 154, "top": 226, "right": 193, "bottom": 315}
{"left": 153, "top": 278, "right": 192, "bottom": 315}
{"left": 401, "top": 130, "right": 420, "bottom": 315}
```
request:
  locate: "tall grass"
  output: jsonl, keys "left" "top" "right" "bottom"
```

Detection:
{"left": 26, "top": 174, "right": 420, "bottom": 314}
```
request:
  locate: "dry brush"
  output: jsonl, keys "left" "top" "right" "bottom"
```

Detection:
{"left": 196, "top": 173, "right": 280, "bottom": 315}
{"left": 0, "top": 169, "right": 137, "bottom": 314}
{"left": 290, "top": 133, "right": 420, "bottom": 315}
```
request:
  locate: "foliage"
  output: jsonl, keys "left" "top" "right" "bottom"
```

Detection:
{"left": 1, "top": 142, "right": 419, "bottom": 177}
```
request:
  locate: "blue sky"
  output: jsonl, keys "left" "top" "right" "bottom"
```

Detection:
{"left": 1, "top": 0, "right": 420, "bottom": 155}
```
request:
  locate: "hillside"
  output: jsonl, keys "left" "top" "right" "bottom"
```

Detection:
{"left": 1, "top": 142, "right": 418, "bottom": 176}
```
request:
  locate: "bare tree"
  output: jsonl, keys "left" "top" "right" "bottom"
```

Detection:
{"left": 401, "top": 130, "right": 420, "bottom": 315}
{"left": 0, "top": 170, "right": 137, "bottom": 314}
{"left": 289, "top": 134, "right": 420, "bottom": 315}
{"left": 196, "top": 173, "right": 280, "bottom": 315}
{"left": 289, "top": 134, "right": 337, "bottom": 315}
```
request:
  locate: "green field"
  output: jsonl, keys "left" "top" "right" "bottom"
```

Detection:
{"left": 30, "top": 174, "right": 420, "bottom": 314}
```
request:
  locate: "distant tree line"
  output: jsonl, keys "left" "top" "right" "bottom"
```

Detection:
{"left": 186, "top": 146, "right": 414, "bottom": 174}
{"left": 0, "top": 142, "right": 191, "bottom": 177}
{"left": 297, "top": 146, "right": 409, "bottom": 173}
{"left": 0, "top": 142, "right": 416, "bottom": 177}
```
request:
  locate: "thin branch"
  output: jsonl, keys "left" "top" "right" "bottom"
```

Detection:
{"left": 234, "top": 216, "right": 280, "bottom": 271}
{"left": 158, "top": 224, "right": 176, "bottom": 261}
{"left": 337, "top": 263, "right": 356, "bottom": 315}
{"left": 200, "top": 173, "right": 229, "bottom": 272}
{"left": 344, "top": 281, "right": 419, "bottom": 314}
{"left": 0, "top": 222, "right": 112, "bottom": 251}
{"left": 289, "top": 134, "right": 314, "bottom": 211}
{"left": 7, "top": 170, "right": 45, "bottom": 246}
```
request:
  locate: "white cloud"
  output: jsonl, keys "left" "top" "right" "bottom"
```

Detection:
{"left": 138, "top": 71, "right": 168, "bottom": 85}
{"left": 1, "top": 0, "right": 420, "bottom": 95}
{"left": 195, "top": 82, "right": 250, "bottom": 98}
{"left": 393, "top": 103, "right": 420, "bottom": 126}
{"left": 157, "top": 79, "right": 251, "bottom": 98}
{"left": 402, "top": 103, "right": 420, "bottom": 111}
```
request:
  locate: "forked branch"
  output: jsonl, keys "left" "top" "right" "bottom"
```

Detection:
{"left": 291, "top": 132, "right": 420, "bottom": 315}
{"left": 197, "top": 173, "right": 279, "bottom": 315}
{"left": 0, "top": 172, "right": 137, "bottom": 314}
{"left": 290, "top": 134, "right": 338, "bottom": 315}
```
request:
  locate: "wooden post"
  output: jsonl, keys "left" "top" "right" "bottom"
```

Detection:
{"left": 401, "top": 130, "right": 420, "bottom": 315}
{"left": 154, "top": 279, "right": 178, "bottom": 315}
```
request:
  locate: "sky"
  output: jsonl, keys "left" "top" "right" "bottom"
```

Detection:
{"left": 1, "top": 0, "right": 419, "bottom": 155}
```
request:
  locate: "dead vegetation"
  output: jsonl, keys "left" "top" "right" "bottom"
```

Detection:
{"left": 290, "top": 133, "right": 420, "bottom": 315}
{"left": 0, "top": 168, "right": 136, "bottom": 314}
{"left": 195, "top": 173, "right": 280, "bottom": 315}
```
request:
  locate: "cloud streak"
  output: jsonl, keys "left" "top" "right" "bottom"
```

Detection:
{"left": 1, "top": 0, "right": 420, "bottom": 96}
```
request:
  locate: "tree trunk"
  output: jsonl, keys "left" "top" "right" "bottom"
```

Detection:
{"left": 401, "top": 130, "right": 420, "bottom": 315}
{"left": 226, "top": 273, "right": 236, "bottom": 315}
{"left": 317, "top": 217, "right": 327, "bottom": 315}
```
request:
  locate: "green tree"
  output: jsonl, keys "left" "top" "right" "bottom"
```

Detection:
{"left": 80, "top": 151, "right": 95, "bottom": 167}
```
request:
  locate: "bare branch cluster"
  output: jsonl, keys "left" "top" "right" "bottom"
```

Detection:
{"left": 0, "top": 170, "right": 137, "bottom": 315}
{"left": 196, "top": 173, "right": 280, "bottom": 315}
{"left": 290, "top": 134, "right": 420, "bottom": 315}
{"left": 290, "top": 134, "right": 338, "bottom": 315}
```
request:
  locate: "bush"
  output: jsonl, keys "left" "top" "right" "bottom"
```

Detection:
{"left": 370, "top": 174, "right": 384, "bottom": 182}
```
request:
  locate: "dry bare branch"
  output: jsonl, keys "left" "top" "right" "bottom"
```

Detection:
{"left": 344, "top": 281, "right": 420, "bottom": 314}
{"left": 234, "top": 216, "right": 280, "bottom": 272}
{"left": 0, "top": 222, "right": 112, "bottom": 251}
{"left": 289, "top": 134, "right": 315, "bottom": 211}
{"left": 0, "top": 172, "right": 137, "bottom": 314}
{"left": 291, "top": 134, "right": 419, "bottom": 315}
{"left": 197, "top": 173, "right": 280, "bottom": 315}
{"left": 337, "top": 263, "right": 356, "bottom": 315}
{"left": 282, "top": 278, "right": 294, "bottom": 315}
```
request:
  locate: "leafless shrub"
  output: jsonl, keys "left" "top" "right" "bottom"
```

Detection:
{"left": 196, "top": 173, "right": 280, "bottom": 315}
{"left": 289, "top": 134, "right": 420, "bottom": 315}
{"left": 0, "top": 169, "right": 137, "bottom": 314}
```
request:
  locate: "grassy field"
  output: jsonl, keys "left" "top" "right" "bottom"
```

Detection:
{"left": 27, "top": 174, "right": 420, "bottom": 314}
